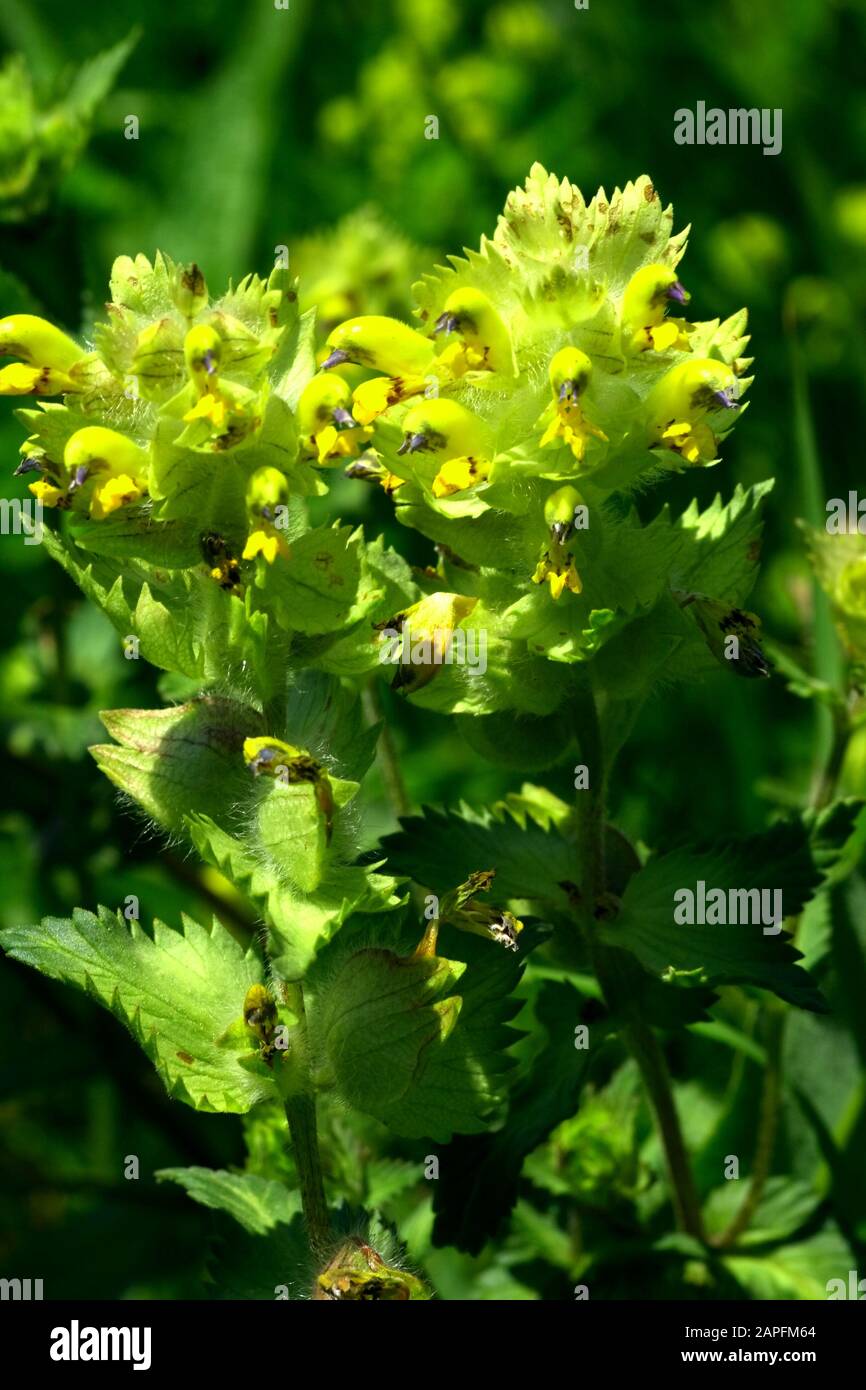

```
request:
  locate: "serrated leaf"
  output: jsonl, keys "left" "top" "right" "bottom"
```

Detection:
{"left": 432, "top": 981, "right": 596, "bottom": 1254}
{"left": 255, "top": 523, "right": 363, "bottom": 635}
{"left": 91, "top": 696, "right": 262, "bottom": 835}
{"left": 0, "top": 907, "right": 272, "bottom": 1112}
{"left": 156, "top": 1167, "right": 300, "bottom": 1234}
{"left": 600, "top": 819, "right": 836, "bottom": 1010}
{"left": 306, "top": 918, "right": 523, "bottom": 1140}
{"left": 382, "top": 802, "right": 575, "bottom": 908}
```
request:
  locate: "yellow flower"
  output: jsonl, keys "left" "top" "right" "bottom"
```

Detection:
{"left": 184, "top": 391, "right": 228, "bottom": 427}
{"left": 532, "top": 549, "right": 583, "bottom": 599}
{"left": 0, "top": 363, "right": 76, "bottom": 396}
{"left": 298, "top": 374, "right": 370, "bottom": 461}
{"left": 397, "top": 399, "right": 493, "bottom": 496}
{"left": 242, "top": 528, "right": 288, "bottom": 564}
{"left": 539, "top": 406, "right": 607, "bottom": 462}
{"left": 351, "top": 374, "right": 427, "bottom": 425}
{"left": 56, "top": 426, "right": 149, "bottom": 518}
{"left": 647, "top": 358, "right": 740, "bottom": 465}
{"left": 321, "top": 315, "right": 435, "bottom": 376}
{"left": 621, "top": 265, "right": 691, "bottom": 355}
{"left": 658, "top": 419, "right": 717, "bottom": 465}
{"left": 28, "top": 479, "right": 65, "bottom": 507}
{"left": 431, "top": 455, "right": 491, "bottom": 498}
{"left": 90, "top": 474, "right": 145, "bottom": 519}
{"left": 432, "top": 288, "right": 516, "bottom": 377}
{"left": 0, "top": 314, "right": 82, "bottom": 371}
{"left": 539, "top": 346, "right": 607, "bottom": 463}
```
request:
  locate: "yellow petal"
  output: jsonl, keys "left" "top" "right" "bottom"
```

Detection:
{"left": 548, "top": 569, "right": 568, "bottom": 600}
{"left": 28, "top": 480, "right": 64, "bottom": 506}
{"left": 0, "top": 363, "right": 72, "bottom": 396}
{"left": 89, "top": 474, "right": 143, "bottom": 519}
{"left": 431, "top": 455, "right": 490, "bottom": 498}
{"left": 315, "top": 424, "right": 339, "bottom": 463}
{"left": 242, "top": 529, "right": 282, "bottom": 564}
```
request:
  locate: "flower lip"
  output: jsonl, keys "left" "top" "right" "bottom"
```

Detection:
{"left": 558, "top": 378, "right": 581, "bottom": 403}
{"left": 397, "top": 431, "right": 428, "bottom": 455}
{"left": 14, "top": 455, "right": 42, "bottom": 475}
{"left": 713, "top": 387, "right": 739, "bottom": 409}
{"left": 68, "top": 464, "right": 90, "bottom": 491}
{"left": 331, "top": 406, "right": 355, "bottom": 428}
{"left": 321, "top": 347, "right": 350, "bottom": 370}
{"left": 433, "top": 311, "right": 460, "bottom": 335}
{"left": 667, "top": 280, "right": 689, "bottom": 305}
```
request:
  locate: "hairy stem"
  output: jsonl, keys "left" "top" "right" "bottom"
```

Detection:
{"left": 283, "top": 1090, "right": 330, "bottom": 1260}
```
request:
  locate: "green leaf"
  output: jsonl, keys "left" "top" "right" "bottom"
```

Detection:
{"left": 0, "top": 907, "right": 272, "bottom": 1112}
{"left": 308, "top": 939, "right": 466, "bottom": 1115}
{"left": 600, "top": 818, "right": 836, "bottom": 1010}
{"left": 187, "top": 815, "right": 402, "bottom": 981}
{"left": 306, "top": 917, "right": 524, "bottom": 1140}
{"left": 91, "top": 697, "right": 262, "bottom": 836}
{"left": 156, "top": 1167, "right": 300, "bottom": 1235}
{"left": 702, "top": 1176, "right": 821, "bottom": 1249}
{"left": 382, "top": 802, "right": 576, "bottom": 908}
{"left": 432, "top": 981, "right": 597, "bottom": 1253}
{"left": 255, "top": 523, "right": 363, "bottom": 635}
{"left": 723, "top": 1226, "right": 855, "bottom": 1300}
{"left": 41, "top": 527, "right": 277, "bottom": 699}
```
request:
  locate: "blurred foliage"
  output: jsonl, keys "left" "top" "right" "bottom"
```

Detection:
{"left": 1, "top": 0, "right": 865, "bottom": 1299}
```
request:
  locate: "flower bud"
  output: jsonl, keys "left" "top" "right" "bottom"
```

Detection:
{"left": 171, "top": 261, "right": 208, "bottom": 318}
{"left": 0, "top": 313, "right": 82, "bottom": 372}
{"left": 313, "top": 1239, "right": 429, "bottom": 1300}
{"left": 321, "top": 315, "right": 435, "bottom": 375}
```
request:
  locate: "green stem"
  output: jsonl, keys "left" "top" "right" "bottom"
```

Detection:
{"left": 713, "top": 703, "right": 849, "bottom": 1249}
{"left": 711, "top": 1006, "right": 783, "bottom": 1249}
{"left": 283, "top": 1090, "right": 330, "bottom": 1260}
{"left": 362, "top": 679, "right": 412, "bottom": 819}
{"left": 625, "top": 1022, "right": 706, "bottom": 1240}
{"left": 280, "top": 982, "right": 330, "bottom": 1260}
{"left": 575, "top": 681, "right": 704, "bottom": 1240}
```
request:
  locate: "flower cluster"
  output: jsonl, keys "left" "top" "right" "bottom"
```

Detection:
{"left": 1, "top": 253, "right": 311, "bottom": 544}
{"left": 308, "top": 167, "right": 758, "bottom": 698}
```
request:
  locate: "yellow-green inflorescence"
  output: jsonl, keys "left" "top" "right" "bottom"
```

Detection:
{"left": 308, "top": 165, "right": 758, "bottom": 693}
{"left": 0, "top": 169, "right": 758, "bottom": 705}
{"left": 1, "top": 253, "right": 317, "bottom": 544}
